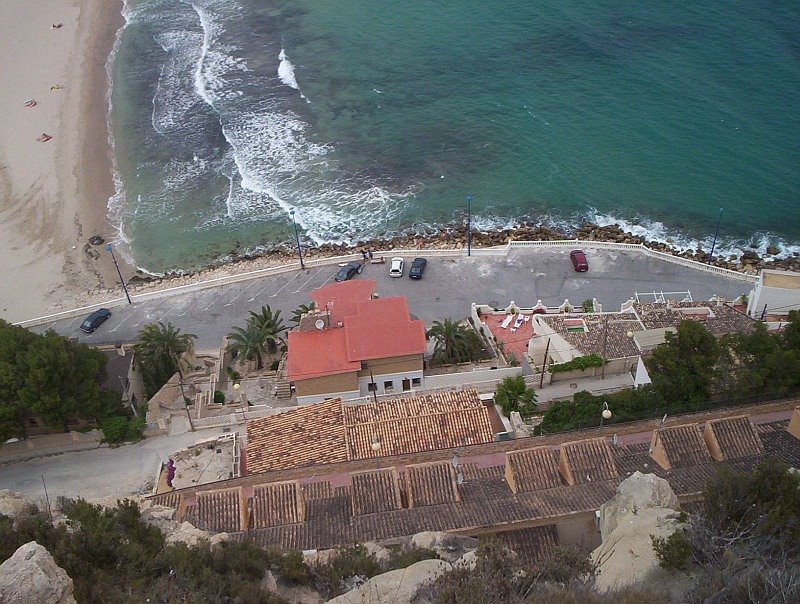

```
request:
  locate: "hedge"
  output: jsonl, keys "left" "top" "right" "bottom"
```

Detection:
{"left": 548, "top": 353, "right": 605, "bottom": 373}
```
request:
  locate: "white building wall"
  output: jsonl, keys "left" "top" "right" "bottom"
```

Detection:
{"left": 634, "top": 357, "right": 652, "bottom": 387}
{"left": 358, "top": 369, "right": 424, "bottom": 397}
{"left": 296, "top": 389, "right": 361, "bottom": 406}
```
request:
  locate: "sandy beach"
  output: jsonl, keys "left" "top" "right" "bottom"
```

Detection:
{"left": 0, "top": 0, "right": 125, "bottom": 323}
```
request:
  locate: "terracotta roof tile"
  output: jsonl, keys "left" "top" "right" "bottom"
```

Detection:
{"left": 252, "top": 482, "right": 304, "bottom": 529}
{"left": 310, "top": 280, "right": 376, "bottom": 324}
{"left": 286, "top": 328, "right": 361, "bottom": 381}
{"left": 491, "top": 525, "right": 560, "bottom": 562}
{"left": 704, "top": 416, "right": 764, "bottom": 460}
{"left": 505, "top": 447, "right": 563, "bottom": 492}
{"left": 404, "top": 462, "right": 461, "bottom": 507}
{"left": 191, "top": 489, "right": 241, "bottom": 533}
{"left": 246, "top": 400, "right": 347, "bottom": 474}
{"left": 655, "top": 424, "right": 712, "bottom": 468}
{"left": 343, "top": 390, "right": 495, "bottom": 459}
{"left": 351, "top": 469, "right": 403, "bottom": 516}
{"left": 559, "top": 438, "right": 619, "bottom": 484}
{"left": 634, "top": 301, "right": 756, "bottom": 336}
{"left": 246, "top": 390, "right": 495, "bottom": 475}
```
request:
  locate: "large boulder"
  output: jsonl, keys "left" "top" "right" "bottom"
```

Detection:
{"left": 591, "top": 472, "right": 683, "bottom": 593}
{"left": 0, "top": 490, "right": 30, "bottom": 519}
{"left": 410, "top": 531, "right": 478, "bottom": 563}
{"left": 597, "top": 471, "right": 679, "bottom": 540}
{"left": 165, "top": 521, "right": 230, "bottom": 547}
{"left": 326, "top": 559, "right": 452, "bottom": 604}
{"left": 0, "top": 541, "right": 76, "bottom": 604}
{"left": 262, "top": 570, "right": 323, "bottom": 604}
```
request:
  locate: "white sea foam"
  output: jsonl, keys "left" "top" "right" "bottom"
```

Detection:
{"left": 278, "top": 48, "right": 309, "bottom": 102}
{"left": 152, "top": 30, "right": 205, "bottom": 134}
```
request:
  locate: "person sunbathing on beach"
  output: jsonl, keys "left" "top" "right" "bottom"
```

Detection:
{"left": 37, "top": 133, "right": 53, "bottom": 142}
{"left": 51, "top": 23, "right": 63, "bottom": 29}
{"left": 50, "top": 85, "right": 63, "bottom": 91}
{"left": 24, "top": 99, "right": 37, "bottom": 108}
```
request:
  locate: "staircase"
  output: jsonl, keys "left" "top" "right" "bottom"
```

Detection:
{"left": 274, "top": 379, "right": 292, "bottom": 399}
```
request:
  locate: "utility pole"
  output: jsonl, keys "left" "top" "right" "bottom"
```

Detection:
{"left": 368, "top": 366, "right": 378, "bottom": 403}
{"left": 465, "top": 195, "right": 472, "bottom": 257}
{"left": 105, "top": 244, "right": 132, "bottom": 304}
{"left": 41, "top": 475, "right": 53, "bottom": 523}
{"left": 600, "top": 315, "right": 609, "bottom": 379}
{"left": 177, "top": 379, "right": 195, "bottom": 432}
{"left": 539, "top": 337, "right": 551, "bottom": 389}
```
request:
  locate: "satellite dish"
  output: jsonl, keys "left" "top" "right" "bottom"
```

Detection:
{"left": 315, "top": 319, "right": 325, "bottom": 330}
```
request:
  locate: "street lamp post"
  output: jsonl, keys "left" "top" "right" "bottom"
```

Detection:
{"left": 105, "top": 243, "right": 132, "bottom": 304}
{"left": 465, "top": 195, "right": 472, "bottom": 257}
{"left": 289, "top": 209, "right": 305, "bottom": 270}
{"left": 599, "top": 402, "right": 612, "bottom": 433}
{"left": 708, "top": 208, "right": 724, "bottom": 264}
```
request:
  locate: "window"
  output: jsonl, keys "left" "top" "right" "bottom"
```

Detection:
{"left": 361, "top": 362, "right": 369, "bottom": 370}
{"left": 383, "top": 380, "right": 394, "bottom": 392}
{"left": 402, "top": 378, "right": 411, "bottom": 391}
{"left": 412, "top": 377, "right": 421, "bottom": 387}
{"left": 367, "top": 382, "right": 377, "bottom": 392}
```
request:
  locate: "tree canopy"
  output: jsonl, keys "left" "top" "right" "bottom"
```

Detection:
{"left": 0, "top": 320, "right": 127, "bottom": 439}
{"left": 227, "top": 305, "right": 287, "bottom": 369}
{"left": 645, "top": 320, "right": 720, "bottom": 404}
{"left": 494, "top": 375, "right": 537, "bottom": 419}
{"left": 426, "top": 319, "right": 486, "bottom": 365}
{"left": 134, "top": 322, "right": 196, "bottom": 399}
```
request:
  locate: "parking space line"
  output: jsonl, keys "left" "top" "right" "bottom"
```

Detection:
{"left": 223, "top": 281, "right": 259, "bottom": 307}
{"left": 292, "top": 267, "right": 325, "bottom": 293}
{"left": 270, "top": 272, "right": 303, "bottom": 298}
{"left": 201, "top": 291, "right": 229, "bottom": 312}
{"left": 109, "top": 312, "right": 136, "bottom": 333}
{"left": 246, "top": 276, "right": 281, "bottom": 303}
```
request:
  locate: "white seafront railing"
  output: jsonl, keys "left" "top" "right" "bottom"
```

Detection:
{"left": 14, "top": 240, "right": 757, "bottom": 328}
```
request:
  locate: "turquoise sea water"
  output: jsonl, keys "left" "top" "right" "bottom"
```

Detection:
{"left": 110, "top": 0, "right": 800, "bottom": 272}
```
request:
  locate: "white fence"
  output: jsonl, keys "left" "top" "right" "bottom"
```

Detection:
{"left": 15, "top": 240, "right": 758, "bottom": 328}
{"left": 424, "top": 366, "right": 523, "bottom": 390}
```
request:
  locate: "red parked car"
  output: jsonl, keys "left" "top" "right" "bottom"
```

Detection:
{"left": 570, "top": 249, "right": 589, "bottom": 272}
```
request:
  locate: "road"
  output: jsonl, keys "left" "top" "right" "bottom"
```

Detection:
{"left": 0, "top": 426, "right": 238, "bottom": 504}
{"left": 35, "top": 247, "right": 752, "bottom": 349}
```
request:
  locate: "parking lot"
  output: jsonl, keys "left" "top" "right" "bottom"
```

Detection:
{"left": 36, "top": 247, "right": 754, "bottom": 349}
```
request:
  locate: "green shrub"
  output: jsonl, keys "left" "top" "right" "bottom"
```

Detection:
{"left": 100, "top": 415, "right": 145, "bottom": 444}
{"left": 651, "top": 530, "right": 692, "bottom": 570}
{"left": 311, "top": 544, "right": 382, "bottom": 599}
{"left": 507, "top": 352, "right": 519, "bottom": 367}
{"left": 276, "top": 550, "right": 313, "bottom": 586}
{"left": 533, "top": 545, "right": 597, "bottom": 583}
{"left": 270, "top": 359, "right": 281, "bottom": 371}
{"left": 549, "top": 353, "right": 605, "bottom": 373}
{"left": 386, "top": 546, "right": 440, "bottom": 571}
{"left": 213, "top": 390, "right": 225, "bottom": 404}
{"left": 225, "top": 366, "right": 241, "bottom": 381}
{"left": 582, "top": 298, "right": 595, "bottom": 313}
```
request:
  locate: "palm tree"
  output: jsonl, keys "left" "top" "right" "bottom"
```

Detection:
{"left": 134, "top": 322, "right": 197, "bottom": 398}
{"left": 494, "top": 375, "right": 537, "bottom": 419}
{"left": 291, "top": 302, "right": 316, "bottom": 325}
{"left": 246, "top": 306, "right": 287, "bottom": 354}
{"left": 426, "top": 319, "right": 485, "bottom": 364}
{"left": 227, "top": 322, "right": 269, "bottom": 370}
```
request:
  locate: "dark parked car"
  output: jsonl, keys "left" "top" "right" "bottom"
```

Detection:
{"left": 334, "top": 261, "right": 363, "bottom": 282}
{"left": 570, "top": 249, "right": 589, "bottom": 272}
{"left": 408, "top": 257, "right": 427, "bottom": 279}
{"left": 80, "top": 308, "right": 111, "bottom": 333}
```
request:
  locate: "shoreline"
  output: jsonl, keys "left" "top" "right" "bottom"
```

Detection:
{"left": 0, "top": 0, "right": 124, "bottom": 324}
{"left": 48, "top": 221, "right": 794, "bottom": 314}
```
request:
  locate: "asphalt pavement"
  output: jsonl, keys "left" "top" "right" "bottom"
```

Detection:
{"left": 35, "top": 247, "right": 753, "bottom": 349}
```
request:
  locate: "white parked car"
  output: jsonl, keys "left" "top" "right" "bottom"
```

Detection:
{"left": 389, "top": 257, "right": 404, "bottom": 278}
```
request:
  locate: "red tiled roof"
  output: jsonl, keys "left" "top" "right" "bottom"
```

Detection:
{"left": 245, "top": 390, "right": 494, "bottom": 475}
{"left": 286, "top": 328, "right": 361, "bottom": 381}
{"left": 290, "top": 288, "right": 425, "bottom": 380}
{"left": 310, "top": 280, "right": 376, "bottom": 325}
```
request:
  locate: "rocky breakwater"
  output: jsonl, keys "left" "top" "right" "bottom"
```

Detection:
{"left": 118, "top": 221, "right": 799, "bottom": 297}
{"left": 590, "top": 471, "right": 685, "bottom": 593}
